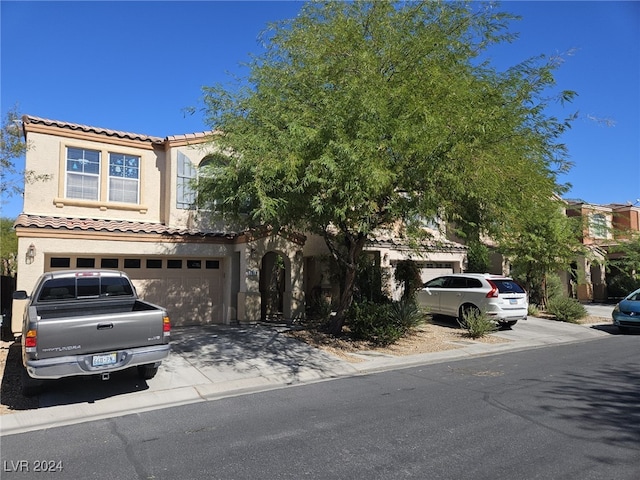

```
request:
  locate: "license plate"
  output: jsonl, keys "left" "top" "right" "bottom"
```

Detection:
{"left": 92, "top": 353, "right": 117, "bottom": 367}
{"left": 509, "top": 299, "right": 518, "bottom": 305}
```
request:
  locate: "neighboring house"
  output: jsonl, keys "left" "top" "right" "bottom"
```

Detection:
{"left": 565, "top": 200, "right": 640, "bottom": 302}
{"left": 609, "top": 202, "right": 640, "bottom": 236}
{"left": 11, "top": 115, "right": 467, "bottom": 335}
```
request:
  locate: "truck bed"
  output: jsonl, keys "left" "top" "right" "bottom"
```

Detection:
{"left": 31, "top": 299, "right": 167, "bottom": 359}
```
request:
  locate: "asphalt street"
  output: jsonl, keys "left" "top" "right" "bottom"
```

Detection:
{"left": 1, "top": 331, "right": 638, "bottom": 480}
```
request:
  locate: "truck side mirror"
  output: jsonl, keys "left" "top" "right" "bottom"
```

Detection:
{"left": 12, "top": 290, "right": 28, "bottom": 300}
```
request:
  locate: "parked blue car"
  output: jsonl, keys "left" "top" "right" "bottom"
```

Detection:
{"left": 612, "top": 288, "right": 640, "bottom": 333}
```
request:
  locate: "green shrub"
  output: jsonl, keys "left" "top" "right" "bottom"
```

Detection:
{"left": 347, "top": 299, "right": 425, "bottom": 346}
{"left": 545, "top": 274, "right": 564, "bottom": 303}
{"left": 466, "top": 240, "right": 490, "bottom": 273}
{"left": 354, "top": 253, "right": 390, "bottom": 304}
{"left": 528, "top": 304, "right": 540, "bottom": 317}
{"left": 546, "top": 296, "right": 587, "bottom": 323}
{"left": 458, "top": 309, "right": 497, "bottom": 339}
{"left": 607, "top": 272, "right": 640, "bottom": 300}
{"left": 394, "top": 260, "right": 423, "bottom": 301}
{"left": 308, "top": 296, "right": 332, "bottom": 322}
{"left": 389, "top": 298, "right": 425, "bottom": 330}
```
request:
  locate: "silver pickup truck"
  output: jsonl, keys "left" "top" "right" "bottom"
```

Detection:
{"left": 13, "top": 270, "right": 171, "bottom": 395}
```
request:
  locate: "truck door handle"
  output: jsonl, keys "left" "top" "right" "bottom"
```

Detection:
{"left": 97, "top": 323, "right": 114, "bottom": 330}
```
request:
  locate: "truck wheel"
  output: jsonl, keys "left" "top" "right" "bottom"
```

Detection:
{"left": 137, "top": 364, "right": 159, "bottom": 380}
{"left": 21, "top": 369, "right": 44, "bottom": 397}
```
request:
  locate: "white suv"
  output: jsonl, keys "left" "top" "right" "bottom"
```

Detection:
{"left": 416, "top": 273, "right": 528, "bottom": 328}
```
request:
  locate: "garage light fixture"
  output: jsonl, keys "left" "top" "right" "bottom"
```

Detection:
{"left": 26, "top": 243, "right": 36, "bottom": 264}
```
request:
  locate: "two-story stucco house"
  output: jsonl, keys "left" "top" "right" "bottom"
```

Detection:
{"left": 10, "top": 115, "right": 467, "bottom": 336}
{"left": 564, "top": 200, "right": 640, "bottom": 302}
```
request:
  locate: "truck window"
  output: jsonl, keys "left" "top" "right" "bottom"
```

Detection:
{"left": 77, "top": 277, "right": 100, "bottom": 297}
{"left": 101, "top": 277, "right": 134, "bottom": 296}
{"left": 39, "top": 278, "right": 76, "bottom": 301}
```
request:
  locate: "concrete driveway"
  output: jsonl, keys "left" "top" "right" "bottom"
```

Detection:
{"left": 583, "top": 303, "right": 615, "bottom": 318}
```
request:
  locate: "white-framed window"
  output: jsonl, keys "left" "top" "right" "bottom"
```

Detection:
{"left": 589, "top": 213, "right": 609, "bottom": 239}
{"left": 109, "top": 153, "right": 140, "bottom": 203}
{"left": 177, "top": 151, "right": 197, "bottom": 209}
{"left": 176, "top": 152, "right": 228, "bottom": 210}
{"left": 66, "top": 147, "right": 100, "bottom": 200}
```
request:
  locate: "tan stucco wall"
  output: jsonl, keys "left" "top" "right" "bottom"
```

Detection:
{"left": 165, "top": 143, "right": 244, "bottom": 232}
{"left": 23, "top": 131, "right": 165, "bottom": 222}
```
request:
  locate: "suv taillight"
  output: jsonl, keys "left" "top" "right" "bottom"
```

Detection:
{"left": 485, "top": 280, "right": 499, "bottom": 298}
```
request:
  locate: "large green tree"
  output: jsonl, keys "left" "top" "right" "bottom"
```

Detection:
{"left": 607, "top": 232, "right": 640, "bottom": 297}
{"left": 500, "top": 199, "right": 584, "bottom": 307}
{"left": 197, "top": 1, "right": 575, "bottom": 334}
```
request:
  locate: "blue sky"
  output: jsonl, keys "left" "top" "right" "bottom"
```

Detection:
{"left": 1, "top": 1, "right": 638, "bottom": 219}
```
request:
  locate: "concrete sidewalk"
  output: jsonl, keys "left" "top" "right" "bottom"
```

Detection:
{"left": 1, "top": 311, "right": 615, "bottom": 436}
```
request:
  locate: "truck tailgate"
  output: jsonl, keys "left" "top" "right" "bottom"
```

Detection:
{"left": 34, "top": 310, "right": 166, "bottom": 359}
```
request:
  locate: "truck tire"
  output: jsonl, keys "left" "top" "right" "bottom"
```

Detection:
{"left": 137, "top": 364, "right": 159, "bottom": 380}
{"left": 21, "top": 369, "right": 44, "bottom": 397}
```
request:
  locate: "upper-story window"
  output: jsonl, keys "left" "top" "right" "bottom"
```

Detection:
{"left": 589, "top": 213, "right": 609, "bottom": 239}
{"left": 177, "top": 151, "right": 197, "bottom": 209}
{"left": 176, "top": 152, "right": 228, "bottom": 210}
{"left": 66, "top": 147, "right": 100, "bottom": 200}
{"left": 65, "top": 147, "right": 141, "bottom": 205}
{"left": 109, "top": 153, "right": 140, "bottom": 203}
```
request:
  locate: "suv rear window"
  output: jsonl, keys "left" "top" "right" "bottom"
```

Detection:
{"left": 493, "top": 280, "right": 525, "bottom": 294}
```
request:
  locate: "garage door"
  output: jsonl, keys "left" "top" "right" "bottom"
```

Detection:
{"left": 417, "top": 262, "right": 454, "bottom": 284}
{"left": 46, "top": 255, "right": 223, "bottom": 326}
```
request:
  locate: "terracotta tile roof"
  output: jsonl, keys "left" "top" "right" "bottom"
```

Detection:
{"left": 368, "top": 229, "right": 467, "bottom": 252}
{"left": 22, "top": 115, "right": 165, "bottom": 145}
{"left": 22, "top": 115, "right": 218, "bottom": 146}
{"left": 165, "top": 131, "right": 217, "bottom": 142}
{"left": 14, "top": 214, "right": 238, "bottom": 239}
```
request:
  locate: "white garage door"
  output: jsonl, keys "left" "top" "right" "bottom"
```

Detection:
{"left": 417, "top": 262, "right": 454, "bottom": 284}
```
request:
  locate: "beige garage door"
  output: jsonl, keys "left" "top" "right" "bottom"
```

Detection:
{"left": 46, "top": 255, "right": 223, "bottom": 326}
{"left": 417, "top": 262, "right": 454, "bottom": 283}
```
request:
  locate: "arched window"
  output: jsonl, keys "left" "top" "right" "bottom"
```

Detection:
{"left": 176, "top": 152, "right": 228, "bottom": 210}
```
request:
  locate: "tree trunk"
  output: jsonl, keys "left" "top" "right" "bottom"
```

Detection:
{"left": 326, "top": 233, "right": 367, "bottom": 336}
